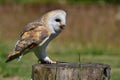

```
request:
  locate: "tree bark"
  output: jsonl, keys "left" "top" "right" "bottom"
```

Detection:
{"left": 32, "top": 62, "right": 110, "bottom": 80}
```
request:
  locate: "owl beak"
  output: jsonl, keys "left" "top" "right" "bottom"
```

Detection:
{"left": 60, "top": 24, "right": 66, "bottom": 30}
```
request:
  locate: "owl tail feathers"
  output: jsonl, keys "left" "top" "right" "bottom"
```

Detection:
{"left": 5, "top": 51, "right": 21, "bottom": 63}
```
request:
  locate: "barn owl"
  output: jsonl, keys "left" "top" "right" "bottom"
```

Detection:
{"left": 6, "top": 10, "right": 67, "bottom": 64}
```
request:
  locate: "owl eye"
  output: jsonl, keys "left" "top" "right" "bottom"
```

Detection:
{"left": 55, "top": 18, "right": 61, "bottom": 22}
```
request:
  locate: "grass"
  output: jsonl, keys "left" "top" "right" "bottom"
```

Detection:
{"left": 0, "top": 43, "right": 36, "bottom": 79}
{"left": 0, "top": 42, "right": 120, "bottom": 80}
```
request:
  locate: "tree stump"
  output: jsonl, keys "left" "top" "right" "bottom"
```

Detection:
{"left": 32, "top": 62, "right": 111, "bottom": 80}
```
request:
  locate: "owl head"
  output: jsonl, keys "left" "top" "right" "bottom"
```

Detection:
{"left": 41, "top": 10, "right": 67, "bottom": 33}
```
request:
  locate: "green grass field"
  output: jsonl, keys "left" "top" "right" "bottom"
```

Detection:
{"left": 0, "top": 42, "right": 120, "bottom": 80}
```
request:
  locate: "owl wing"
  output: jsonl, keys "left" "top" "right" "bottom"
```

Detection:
{"left": 6, "top": 22, "right": 51, "bottom": 63}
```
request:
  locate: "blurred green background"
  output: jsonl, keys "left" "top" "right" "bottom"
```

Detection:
{"left": 0, "top": 0, "right": 120, "bottom": 4}
{"left": 0, "top": 0, "right": 120, "bottom": 80}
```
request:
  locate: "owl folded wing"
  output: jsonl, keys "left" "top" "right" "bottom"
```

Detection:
{"left": 6, "top": 23, "right": 51, "bottom": 63}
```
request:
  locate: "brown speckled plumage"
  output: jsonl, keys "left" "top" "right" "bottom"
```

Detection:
{"left": 6, "top": 24, "right": 50, "bottom": 62}
{"left": 6, "top": 10, "right": 66, "bottom": 63}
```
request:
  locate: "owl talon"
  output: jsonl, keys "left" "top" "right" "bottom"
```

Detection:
{"left": 49, "top": 61, "right": 56, "bottom": 64}
{"left": 42, "top": 56, "right": 56, "bottom": 64}
{"left": 41, "top": 60, "right": 56, "bottom": 64}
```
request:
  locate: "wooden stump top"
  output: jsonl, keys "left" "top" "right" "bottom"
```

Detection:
{"left": 32, "top": 62, "right": 111, "bottom": 80}
{"left": 33, "top": 62, "right": 110, "bottom": 68}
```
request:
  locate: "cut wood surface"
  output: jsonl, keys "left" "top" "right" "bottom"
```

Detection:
{"left": 32, "top": 62, "right": 111, "bottom": 80}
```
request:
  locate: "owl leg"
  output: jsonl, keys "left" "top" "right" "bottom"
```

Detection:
{"left": 34, "top": 47, "right": 56, "bottom": 64}
{"left": 35, "top": 52, "right": 56, "bottom": 64}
